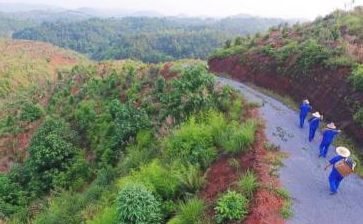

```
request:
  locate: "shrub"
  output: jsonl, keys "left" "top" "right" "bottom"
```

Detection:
{"left": 166, "top": 117, "right": 217, "bottom": 169}
{"left": 238, "top": 170, "right": 258, "bottom": 199}
{"left": 209, "top": 45, "right": 247, "bottom": 60}
{"left": 220, "top": 120, "right": 257, "bottom": 154}
{"left": 349, "top": 64, "right": 363, "bottom": 91}
{"left": 296, "top": 39, "right": 332, "bottom": 73}
{"left": 174, "top": 163, "right": 205, "bottom": 196}
{"left": 0, "top": 174, "right": 27, "bottom": 218}
{"left": 87, "top": 206, "right": 117, "bottom": 224}
{"left": 214, "top": 190, "right": 249, "bottom": 223}
{"left": 19, "top": 101, "right": 44, "bottom": 122}
{"left": 171, "top": 198, "right": 205, "bottom": 224}
{"left": 117, "top": 182, "right": 162, "bottom": 224}
{"left": 281, "top": 200, "right": 293, "bottom": 218}
{"left": 118, "top": 161, "right": 179, "bottom": 200}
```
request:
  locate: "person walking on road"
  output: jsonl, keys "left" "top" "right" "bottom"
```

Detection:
{"left": 319, "top": 123, "right": 341, "bottom": 158}
{"left": 299, "top": 99, "right": 311, "bottom": 128}
{"left": 308, "top": 112, "right": 323, "bottom": 142}
{"left": 325, "top": 147, "right": 356, "bottom": 195}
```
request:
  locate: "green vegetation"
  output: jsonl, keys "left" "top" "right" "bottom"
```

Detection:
{"left": 0, "top": 59, "right": 259, "bottom": 224}
{"left": 238, "top": 170, "right": 258, "bottom": 199}
{"left": 350, "top": 64, "right": 363, "bottom": 91}
{"left": 13, "top": 17, "right": 287, "bottom": 63}
{"left": 117, "top": 182, "right": 162, "bottom": 224}
{"left": 214, "top": 190, "right": 249, "bottom": 223}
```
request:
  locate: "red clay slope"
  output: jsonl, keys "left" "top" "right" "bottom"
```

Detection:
{"left": 209, "top": 53, "right": 363, "bottom": 146}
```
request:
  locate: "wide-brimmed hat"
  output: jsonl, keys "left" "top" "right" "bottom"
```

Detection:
{"left": 312, "top": 112, "right": 321, "bottom": 118}
{"left": 327, "top": 122, "right": 336, "bottom": 129}
{"left": 336, "top": 146, "right": 351, "bottom": 157}
{"left": 303, "top": 99, "right": 310, "bottom": 104}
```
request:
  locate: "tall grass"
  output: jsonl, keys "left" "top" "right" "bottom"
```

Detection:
{"left": 238, "top": 170, "right": 258, "bottom": 199}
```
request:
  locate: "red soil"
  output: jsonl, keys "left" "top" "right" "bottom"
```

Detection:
{"left": 209, "top": 53, "right": 363, "bottom": 145}
{"left": 50, "top": 55, "right": 77, "bottom": 66}
{"left": 200, "top": 108, "right": 285, "bottom": 224}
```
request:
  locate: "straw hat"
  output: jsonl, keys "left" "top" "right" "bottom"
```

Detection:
{"left": 327, "top": 122, "right": 336, "bottom": 129}
{"left": 303, "top": 99, "right": 310, "bottom": 104}
{"left": 312, "top": 112, "right": 321, "bottom": 118}
{"left": 336, "top": 146, "right": 351, "bottom": 157}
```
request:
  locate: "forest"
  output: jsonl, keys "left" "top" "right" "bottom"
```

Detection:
{"left": 12, "top": 17, "right": 289, "bottom": 62}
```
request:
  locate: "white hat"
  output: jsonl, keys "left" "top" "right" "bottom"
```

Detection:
{"left": 336, "top": 146, "right": 351, "bottom": 157}
{"left": 312, "top": 112, "right": 321, "bottom": 118}
{"left": 327, "top": 122, "right": 336, "bottom": 129}
{"left": 303, "top": 99, "right": 310, "bottom": 104}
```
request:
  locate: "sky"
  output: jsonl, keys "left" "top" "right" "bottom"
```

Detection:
{"left": 1, "top": 0, "right": 363, "bottom": 19}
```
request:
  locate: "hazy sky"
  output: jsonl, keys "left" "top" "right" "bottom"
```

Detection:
{"left": 1, "top": 0, "right": 363, "bottom": 19}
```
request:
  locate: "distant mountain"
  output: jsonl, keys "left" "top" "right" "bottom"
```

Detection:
{"left": 13, "top": 16, "right": 290, "bottom": 62}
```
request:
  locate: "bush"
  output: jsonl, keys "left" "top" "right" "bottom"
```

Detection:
{"left": 117, "top": 182, "right": 162, "bottom": 224}
{"left": 170, "top": 198, "right": 205, "bottom": 224}
{"left": 0, "top": 174, "right": 27, "bottom": 218}
{"left": 296, "top": 39, "right": 332, "bottom": 73}
{"left": 214, "top": 190, "right": 249, "bottom": 223}
{"left": 118, "top": 161, "right": 179, "bottom": 200}
{"left": 166, "top": 117, "right": 217, "bottom": 169}
{"left": 349, "top": 65, "right": 363, "bottom": 91}
{"left": 209, "top": 45, "right": 247, "bottom": 60}
{"left": 174, "top": 163, "right": 205, "bottom": 196}
{"left": 19, "top": 101, "right": 44, "bottom": 122}
{"left": 220, "top": 119, "right": 257, "bottom": 154}
{"left": 238, "top": 170, "right": 258, "bottom": 199}
{"left": 87, "top": 206, "right": 117, "bottom": 224}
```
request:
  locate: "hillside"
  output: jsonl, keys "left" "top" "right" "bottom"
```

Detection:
{"left": 0, "top": 13, "right": 36, "bottom": 38}
{"left": 0, "top": 38, "right": 289, "bottom": 224}
{"left": 12, "top": 17, "right": 289, "bottom": 62}
{"left": 209, "top": 7, "right": 363, "bottom": 154}
{"left": 0, "top": 39, "right": 87, "bottom": 176}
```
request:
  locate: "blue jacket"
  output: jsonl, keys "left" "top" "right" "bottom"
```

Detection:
{"left": 322, "top": 129, "right": 340, "bottom": 144}
{"left": 300, "top": 103, "right": 311, "bottom": 116}
{"left": 309, "top": 117, "right": 322, "bottom": 130}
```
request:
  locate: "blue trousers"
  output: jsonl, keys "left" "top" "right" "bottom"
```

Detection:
{"left": 300, "top": 113, "right": 307, "bottom": 128}
{"left": 319, "top": 141, "right": 332, "bottom": 158}
{"left": 309, "top": 127, "right": 318, "bottom": 142}
{"left": 329, "top": 169, "right": 344, "bottom": 193}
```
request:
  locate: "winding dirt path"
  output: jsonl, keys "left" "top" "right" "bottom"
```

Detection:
{"left": 219, "top": 77, "right": 363, "bottom": 224}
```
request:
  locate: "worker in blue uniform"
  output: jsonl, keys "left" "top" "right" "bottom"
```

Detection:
{"left": 299, "top": 99, "right": 311, "bottom": 128}
{"left": 324, "top": 147, "right": 355, "bottom": 195}
{"left": 308, "top": 112, "right": 323, "bottom": 142}
{"left": 319, "top": 122, "right": 341, "bottom": 158}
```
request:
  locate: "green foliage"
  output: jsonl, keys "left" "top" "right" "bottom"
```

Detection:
{"left": 214, "top": 190, "right": 249, "bottom": 223}
{"left": 238, "top": 170, "right": 258, "bottom": 199}
{"left": 160, "top": 64, "right": 215, "bottom": 120}
{"left": 13, "top": 17, "right": 286, "bottom": 63}
{"left": 19, "top": 101, "right": 44, "bottom": 122}
{"left": 349, "top": 64, "right": 363, "bottom": 91}
{"left": 170, "top": 198, "right": 205, "bottom": 224}
{"left": 117, "top": 182, "right": 162, "bottom": 224}
{"left": 296, "top": 39, "right": 332, "bottom": 73}
{"left": 324, "top": 56, "right": 354, "bottom": 68}
{"left": 0, "top": 174, "right": 27, "bottom": 218}
{"left": 119, "top": 161, "right": 179, "bottom": 200}
{"left": 87, "top": 206, "right": 117, "bottom": 224}
{"left": 209, "top": 45, "right": 247, "bottom": 60}
{"left": 166, "top": 117, "right": 217, "bottom": 169}
{"left": 220, "top": 119, "right": 257, "bottom": 154}
{"left": 281, "top": 200, "right": 293, "bottom": 219}
{"left": 275, "top": 40, "right": 298, "bottom": 64}
{"left": 27, "top": 117, "right": 78, "bottom": 191}
{"left": 174, "top": 163, "right": 205, "bottom": 195}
